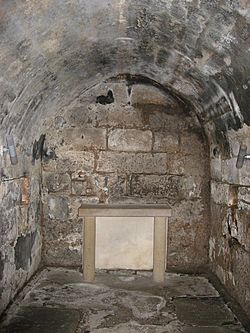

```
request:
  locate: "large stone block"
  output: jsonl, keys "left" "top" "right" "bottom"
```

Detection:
{"left": 153, "top": 132, "right": 179, "bottom": 152}
{"left": 97, "top": 105, "right": 145, "bottom": 129}
{"left": 108, "top": 129, "right": 152, "bottom": 152}
{"left": 43, "top": 151, "right": 95, "bottom": 173}
{"left": 130, "top": 174, "right": 182, "bottom": 199}
{"left": 96, "top": 152, "right": 168, "bottom": 174}
{"left": 63, "top": 128, "right": 106, "bottom": 150}
{"left": 43, "top": 172, "right": 71, "bottom": 193}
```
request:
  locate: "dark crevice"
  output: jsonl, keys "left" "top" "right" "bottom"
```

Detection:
{"left": 96, "top": 90, "right": 114, "bottom": 105}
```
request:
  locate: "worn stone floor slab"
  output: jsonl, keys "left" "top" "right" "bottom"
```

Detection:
{"left": 174, "top": 297, "right": 235, "bottom": 326}
{"left": 184, "top": 327, "right": 240, "bottom": 333}
{"left": 163, "top": 273, "right": 219, "bottom": 298}
{"left": 0, "top": 268, "right": 248, "bottom": 333}
{"left": 0, "top": 306, "right": 80, "bottom": 333}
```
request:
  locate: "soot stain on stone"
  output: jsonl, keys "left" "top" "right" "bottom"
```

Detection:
{"left": 32, "top": 134, "right": 46, "bottom": 163}
{"left": 14, "top": 231, "right": 37, "bottom": 270}
{"left": 109, "top": 73, "right": 192, "bottom": 114}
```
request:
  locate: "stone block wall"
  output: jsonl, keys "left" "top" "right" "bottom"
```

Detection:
{"left": 42, "top": 80, "right": 210, "bottom": 271}
{"left": 0, "top": 146, "right": 42, "bottom": 315}
{"left": 209, "top": 124, "right": 250, "bottom": 318}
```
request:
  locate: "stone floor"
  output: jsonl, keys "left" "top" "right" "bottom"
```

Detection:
{"left": 0, "top": 268, "right": 248, "bottom": 333}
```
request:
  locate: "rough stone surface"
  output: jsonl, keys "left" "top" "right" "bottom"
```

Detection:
{"left": 43, "top": 151, "right": 95, "bottom": 173}
{"left": 0, "top": 157, "right": 42, "bottom": 316}
{"left": 0, "top": 268, "right": 247, "bottom": 333}
{"left": 209, "top": 124, "right": 250, "bottom": 319}
{"left": 108, "top": 129, "right": 152, "bottom": 152}
{"left": 41, "top": 81, "right": 209, "bottom": 272}
{"left": 0, "top": 307, "right": 80, "bottom": 333}
{"left": 184, "top": 327, "right": 237, "bottom": 333}
{"left": 96, "top": 151, "right": 168, "bottom": 174}
{"left": 43, "top": 173, "right": 71, "bottom": 193}
{"left": 0, "top": 0, "right": 249, "bottom": 320}
{"left": 153, "top": 133, "right": 179, "bottom": 153}
{"left": 63, "top": 128, "right": 107, "bottom": 150}
{"left": 174, "top": 298, "right": 235, "bottom": 326}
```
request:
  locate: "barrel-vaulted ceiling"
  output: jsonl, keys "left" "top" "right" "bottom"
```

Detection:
{"left": 0, "top": 0, "right": 249, "bottom": 145}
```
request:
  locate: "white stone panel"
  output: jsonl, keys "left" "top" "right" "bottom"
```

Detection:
{"left": 96, "top": 217, "right": 153, "bottom": 270}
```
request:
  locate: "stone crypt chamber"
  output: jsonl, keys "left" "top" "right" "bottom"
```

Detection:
{"left": 0, "top": 1, "right": 250, "bottom": 332}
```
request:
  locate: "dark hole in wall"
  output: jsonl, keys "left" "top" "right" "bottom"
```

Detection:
{"left": 14, "top": 231, "right": 37, "bottom": 270}
{"left": 96, "top": 90, "right": 114, "bottom": 105}
{"left": 213, "top": 146, "right": 220, "bottom": 157}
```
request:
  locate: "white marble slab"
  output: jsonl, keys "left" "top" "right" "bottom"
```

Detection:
{"left": 96, "top": 217, "right": 154, "bottom": 270}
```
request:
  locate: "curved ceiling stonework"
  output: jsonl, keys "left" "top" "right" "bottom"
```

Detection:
{"left": 0, "top": 0, "right": 249, "bottom": 145}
